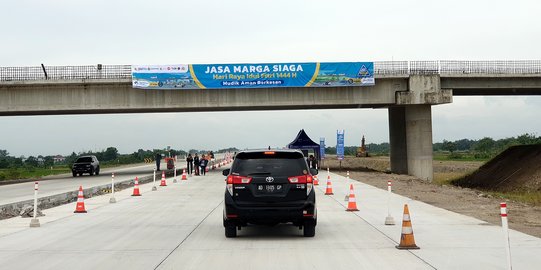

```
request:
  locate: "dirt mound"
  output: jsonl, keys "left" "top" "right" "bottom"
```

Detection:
{"left": 456, "top": 145, "right": 541, "bottom": 192}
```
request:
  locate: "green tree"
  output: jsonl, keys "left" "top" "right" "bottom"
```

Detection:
{"left": 103, "top": 147, "right": 119, "bottom": 161}
{"left": 25, "top": 156, "right": 39, "bottom": 167}
{"left": 442, "top": 140, "right": 457, "bottom": 153}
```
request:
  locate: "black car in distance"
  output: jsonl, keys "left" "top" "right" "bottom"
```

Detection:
{"left": 71, "top": 155, "right": 100, "bottom": 177}
{"left": 222, "top": 149, "right": 318, "bottom": 238}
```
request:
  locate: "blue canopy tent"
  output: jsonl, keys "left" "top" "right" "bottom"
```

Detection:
{"left": 287, "top": 129, "right": 320, "bottom": 161}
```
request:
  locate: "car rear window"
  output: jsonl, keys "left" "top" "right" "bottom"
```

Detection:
{"left": 76, "top": 157, "right": 92, "bottom": 163}
{"left": 232, "top": 152, "right": 307, "bottom": 176}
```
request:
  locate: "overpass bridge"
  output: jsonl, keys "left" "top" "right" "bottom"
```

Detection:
{"left": 2, "top": 61, "right": 541, "bottom": 181}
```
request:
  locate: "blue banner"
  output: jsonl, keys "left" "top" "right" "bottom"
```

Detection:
{"left": 337, "top": 130, "right": 345, "bottom": 160}
{"left": 131, "top": 62, "right": 374, "bottom": 89}
{"left": 320, "top": 138, "right": 326, "bottom": 160}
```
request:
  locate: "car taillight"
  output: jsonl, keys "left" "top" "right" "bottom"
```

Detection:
{"left": 288, "top": 175, "right": 314, "bottom": 195}
{"left": 226, "top": 175, "right": 252, "bottom": 196}
{"left": 288, "top": 175, "right": 309, "bottom": 184}
{"left": 231, "top": 175, "right": 252, "bottom": 184}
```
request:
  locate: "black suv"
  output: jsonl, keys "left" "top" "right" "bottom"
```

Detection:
{"left": 222, "top": 149, "right": 318, "bottom": 238}
{"left": 71, "top": 155, "right": 100, "bottom": 177}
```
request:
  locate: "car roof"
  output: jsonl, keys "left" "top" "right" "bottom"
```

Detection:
{"left": 237, "top": 149, "right": 303, "bottom": 154}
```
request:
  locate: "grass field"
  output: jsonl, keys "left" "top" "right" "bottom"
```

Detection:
{"left": 0, "top": 167, "right": 71, "bottom": 181}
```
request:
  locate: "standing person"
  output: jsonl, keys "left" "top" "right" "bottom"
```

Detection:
{"left": 310, "top": 155, "right": 318, "bottom": 169}
{"left": 186, "top": 154, "right": 193, "bottom": 175}
{"left": 193, "top": 153, "right": 200, "bottom": 176}
{"left": 307, "top": 154, "right": 317, "bottom": 169}
{"left": 200, "top": 154, "right": 208, "bottom": 176}
{"left": 155, "top": 152, "right": 162, "bottom": 171}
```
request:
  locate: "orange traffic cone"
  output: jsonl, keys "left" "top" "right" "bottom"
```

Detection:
{"left": 160, "top": 171, "right": 167, "bottom": 186}
{"left": 346, "top": 184, "right": 359, "bottom": 211}
{"left": 181, "top": 169, "right": 188, "bottom": 180}
{"left": 313, "top": 175, "right": 319, "bottom": 185}
{"left": 74, "top": 186, "right": 87, "bottom": 213}
{"left": 396, "top": 204, "right": 420, "bottom": 249}
{"left": 132, "top": 177, "right": 141, "bottom": 196}
{"left": 325, "top": 175, "right": 334, "bottom": 195}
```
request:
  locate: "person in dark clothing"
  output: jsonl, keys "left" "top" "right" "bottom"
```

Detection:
{"left": 155, "top": 153, "right": 162, "bottom": 171}
{"left": 193, "top": 154, "right": 200, "bottom": 176}
{"left": 307, "top": 154, "right": 318, "bottom": 169}
{"left": 186, "top": 154, "right": 194, "bottom": 174}
{"left": 200, "top": 154, "right": 208, "bottom": 176}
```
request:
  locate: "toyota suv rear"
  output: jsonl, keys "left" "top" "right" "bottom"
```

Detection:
{"left": 222, "top": 149, "right": 318, "bottom": 238}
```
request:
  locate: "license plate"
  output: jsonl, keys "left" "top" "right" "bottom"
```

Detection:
{"left": 258, "top": 184, "right": 282, "bottom": 193}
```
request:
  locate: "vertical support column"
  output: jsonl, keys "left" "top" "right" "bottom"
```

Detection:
{"left": 388, "top": 106, "right": 408, "bottom": 174}
{"left": 405, "top": 105, "right": 433, "bottom": 181}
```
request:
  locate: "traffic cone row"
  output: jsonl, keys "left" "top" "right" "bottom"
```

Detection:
{"left": 74, "top": 186, "right": 87, "bottom": 213}
{"left": 160, "top": 171, "right": 167, "bottom": 186}
{"left": 132, "top": 177, "right": 141, "bottom": 196}
{"left": 324, "top": 174, "right": 334, "bottom": 195}
{"left": 396, "top": 204, "right": 419, "bottom": 249}
{"left": 346, "top": 184, "right": 359, "bottom": 211}
{"left": 320, "top": 169, "right": 419, "bottom": 250}
{"left": 181, "top": 169, "right": 188, "bottom": 180}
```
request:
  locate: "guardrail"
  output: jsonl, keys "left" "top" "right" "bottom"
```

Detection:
{"left": 1, "top": 61, "right": 541, "bottom": 82}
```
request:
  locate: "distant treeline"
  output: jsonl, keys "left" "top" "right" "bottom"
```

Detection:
{"left": 0, "top": 147, "right": 240, "bottom": 170}
{"left": 324, "top": 133, "right": 541, "bottom": 158}
{"left": 2, "top": 134, "right": 540, "bottom": 169}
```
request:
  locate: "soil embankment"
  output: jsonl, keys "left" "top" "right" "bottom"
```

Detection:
{"left": 456, "top": 145, "right": 541, "bottom": 192}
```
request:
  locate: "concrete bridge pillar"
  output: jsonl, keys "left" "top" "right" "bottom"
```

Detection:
{"left": 388, "top": 75, "right": 451, "bottom": 181}
{"left": 388, "top": 105, "right": 434, "bottom": 181}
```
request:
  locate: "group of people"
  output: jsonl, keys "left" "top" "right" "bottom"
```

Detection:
{"left": 185, "top": 151, "right": 214, "bottom": 176}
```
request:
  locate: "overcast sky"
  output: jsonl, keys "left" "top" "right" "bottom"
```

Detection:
{"left": 1, "top": 0, "right": 541, "bottom": 157}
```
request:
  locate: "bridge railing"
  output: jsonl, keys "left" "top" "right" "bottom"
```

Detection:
{"left": 0, "top": 65, "right": 131, "bottom": 81}
{"left": 1, "top": 61, "right": 541, "bottom": 81}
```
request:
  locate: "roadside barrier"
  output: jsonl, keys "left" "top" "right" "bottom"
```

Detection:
{"left": 181, "top": 169, "right": 188, "bottom": 180}
{"left": 344, "top": 171, "right": 350, "bottom": 201}
{"left": 160, "top": 171, "right": 167, "bottom": 187}
{"left": 29, "top": 181, "right": 40, "bottom": 227}
{"left": 396, "top": 204, "right": 419, "bottom": 249}
{"left": 385, "top": 180, "right": 395, "bottom": 225}
{"left": 501, "top": 202, "right": 513, "bottom": 270}
{"left": 173, "top": 166, "right": 178, "bottom": 183}
{"left": 325, "top": 168, "right": 333, "bottom": 195}
{"left": 132, "top": 177, "right": 141, "bottom": 196}
{"left": 151, "top": 168, "right": 157, "bottom": 191}
{"left": 109, "top": 173, "right": 116, "bottom": 204}
{"left": 346, "top": 184, "right": 359, "bottom": 211}
{"left": 74, "top": 186, "right": 87, "bottom": 213}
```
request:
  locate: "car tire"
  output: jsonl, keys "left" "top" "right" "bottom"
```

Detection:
{"left": 225, "top": 223, "right": 237, "bottom": 238}
{"left": 95, "top": 166, "right": 100, "bottom": 175}
{"left": 72, "top": 171, "right": 77, "bottom": 177}
{"left": 89, "top": 168, "right": 94, "bottom": 176}
{"left": 303, "top": 219, "right": 316, "bottom": 237}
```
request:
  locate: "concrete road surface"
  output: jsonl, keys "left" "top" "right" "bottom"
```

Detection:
{"left": 0, "top": 163, "right": 157, "bottom": 206}
{"left": 0, "top": 167, "right": 539, "bottom": 270}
